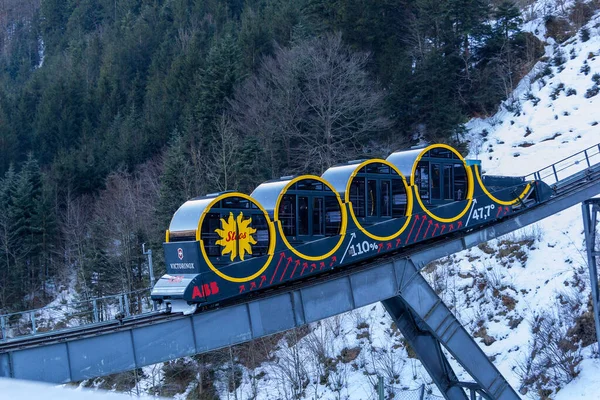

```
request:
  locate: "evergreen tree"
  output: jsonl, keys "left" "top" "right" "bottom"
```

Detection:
{"left": 156, "top": 134, "right": 192, "bottom": 231}
{"left": 195, "top": 33, "right": 243, "bottom": 146}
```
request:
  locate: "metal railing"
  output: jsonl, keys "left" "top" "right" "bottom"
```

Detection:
{"left": 0, "top": 288, "right": 153, "bottom": 341}
{"left": 523, "top": 143, "right": 600, "bottom": 185}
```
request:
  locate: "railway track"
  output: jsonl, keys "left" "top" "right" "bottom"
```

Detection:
{"left": 1, "top": 160, "right": 599, "bottom": 354}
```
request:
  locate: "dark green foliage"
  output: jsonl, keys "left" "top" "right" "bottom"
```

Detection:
{"left": 0, "top": 156, "right": 58, "bottom": 310}
{"left": 0, "top": 0, "right": 557, "bottom": 308}
{"left": 585, "top": 86, "right": 599, "bottom": 98}
{"left": 580, "top": 60, "right": 591, "bottom": 75}
{"left": 553, "top": 49, "right": 566, "bottom": 66}
{"left": 580, "top": 27, "right": 591, "bottom": 42}
{"left": 156, "top": 134, "right": 192, "bottom": 231}
{"left": 550, "top": 83, "right": 565, "bottom": 100}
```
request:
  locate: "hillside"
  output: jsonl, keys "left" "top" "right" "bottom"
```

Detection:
{"left": 129, "top": 4, "right": 600, "bottom": 400}
{"left": 1, "top": 0, "right": 600, "bottom": 398}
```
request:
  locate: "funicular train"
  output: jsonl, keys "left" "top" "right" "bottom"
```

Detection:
{"left": 151, "top": 144, "right": 553, "bottom": 314}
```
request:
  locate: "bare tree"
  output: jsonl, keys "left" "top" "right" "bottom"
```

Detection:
{"left": 197, "top": 113, "right": 243, "bottom": 192}
{"left": 230, "top": 33, "right": 391, "bottom": 176}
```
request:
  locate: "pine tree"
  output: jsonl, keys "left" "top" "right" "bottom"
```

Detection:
{"left": 195, "top": 33, "right": 243, "bottom": 146}
{"left": 156, "top": 133, "right": 192, "bottom": 231}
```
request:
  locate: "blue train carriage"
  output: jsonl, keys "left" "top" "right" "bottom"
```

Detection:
{"left": 151, "top": 144, "right": 553, "bottom": 313}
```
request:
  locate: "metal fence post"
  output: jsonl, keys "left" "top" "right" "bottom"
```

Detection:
{"left": 92, "top": 299, "right": 99, "bottom": 323}
{"left": 30, "top": 312, "right": 36, "bottom": 335}
{"left": 377, "top": 376, "right": 384, "bottom": 400}
{"left": 124, "top": 294, "right": 130, "bottom": 317}
{"left": 118, "top": 295, "right": 124, "bottom": 316}
{"left": 552, "top": 164, "right": 558, "bottom": 182}
{"left": 585, "top": 150, "right": 591, "bottom": 167}
{"left": 1, "top": 315, "right": 6, "bottom": 341}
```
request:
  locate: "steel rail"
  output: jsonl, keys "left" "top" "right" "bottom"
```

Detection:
{"left": 1, "top": 160, "right": 599, "bottom": 354}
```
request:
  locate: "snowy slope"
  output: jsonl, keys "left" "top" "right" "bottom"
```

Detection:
{"left": 208, "top": 6, "right": 600, "bottom": 400}
{"left": 0, "top": 378, "right": 161, "bottom": 399}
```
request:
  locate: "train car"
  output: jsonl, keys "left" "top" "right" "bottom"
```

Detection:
{"left": 151, "top": 144, "right": 553, "bottom": 314}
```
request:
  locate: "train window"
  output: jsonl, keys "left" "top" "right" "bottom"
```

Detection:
{"left": 297, "top": 180, "right": 323, "bottom": 191}
{"left": 313, "top": 197, "right": 324, "bottom": 235}
{"left": 350, "top": 177, "right": 366, "bottom": 217}
{"left": 201, "top": 213, "right": 221, "bottom": 257}
{"left": 430, "top": 148, "right": 452, "bottom": 158}
{"left": 367, "top": 180, "right": 377, "bottom": 216}
{"left": 444, "top": 165, "right": 453, "bottom": 200}
{"left": 221, "top": 198, "right": 250, "bottom": 209}
{"left": 416, "top": 162, "right": 430, "bottom": 202}
{"left": 366, "top": 164, "right": 390, "bottom": 174}
{"left": 454, "top": 164, "right": 466, "bottom": 200}
{"left": 381, "top": 180, "right": 391, "bottom": 217}
{"left": 325, "top": 196, "right": 341, "bottom": 235}
{"left": 392, "top": 179, "right": 407, "bottom": 217}
{"left": 251, "top": 213, "right": 269, "bottom": 256}
{"left": 298, "top": 196, "right": 309, "bottom": 236}
{"left": 280, "top": 195, "right": 296, "bottom": 236}
{"left": 431, "top": 163, "right": 441, "bottom": 200}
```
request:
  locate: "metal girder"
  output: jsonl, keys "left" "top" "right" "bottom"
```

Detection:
{"left": 382, "top": 297, "right": 468, "bottom": 400}
{"left": 386, "top": 258, "right": 519, "bottom": 400}
{"left": 1, "top": 168, "right": 599, "bottom": 393}
{"left": 583, "top": 199, "right": 600, "bottom": 348}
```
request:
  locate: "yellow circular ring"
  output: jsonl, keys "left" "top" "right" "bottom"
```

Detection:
{"left": 474, "top": 165, "right": 533, "bottom": 206}
{"left": 274, "top": 175, "right": 347, "bottom": 261}
{"left": 410, "top": 144, "right": 474, "bottom": 223}
{"left": 344, "top": 159, "right": 413, "bottom": 241}
{"left": 196, "top": 193, "right": 275, "bottom": 283}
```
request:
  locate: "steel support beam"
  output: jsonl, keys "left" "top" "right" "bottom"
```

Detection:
{"left": 583, "top": 199, "right": 600, "bottom": 348}
{"left": 382, "top": 297, "right": 467, "bottom": 400}
{"left": 386, "top": 258, "right": 519, "bottom": 400}
{"left": 1, "top": 171, "right": 599, "bottom": 390}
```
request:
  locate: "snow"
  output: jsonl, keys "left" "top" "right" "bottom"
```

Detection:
{"left": 216, "top": 3, "right": 600, "bottom": 399}
{"left": 5, "top": 1, "right": 600, "bottom": 398}
{"left": 0, "top": 378, "right": 160, "bottom": 399}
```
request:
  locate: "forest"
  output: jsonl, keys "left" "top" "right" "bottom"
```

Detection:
{"left": 0, "top": 0, "right": 562, "bottom": 312}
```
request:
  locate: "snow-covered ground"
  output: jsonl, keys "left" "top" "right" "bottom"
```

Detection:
{"left": 203, "top": 4, "right": 600, "bottom": 400}
{"left": 6, "top": 1, "right": 599, "bottom": 399}
{"left": 0, "top": 378, "right": 161, "bottom": 399}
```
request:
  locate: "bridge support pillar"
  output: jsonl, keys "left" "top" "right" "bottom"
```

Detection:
{"left": 582, "top": 199, "right": 600, "bottom": 348}
{"left": 383, "top": 258, "right": 520, "bottom": 400}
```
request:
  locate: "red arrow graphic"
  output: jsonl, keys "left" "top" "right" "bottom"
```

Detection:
{"left": 377, "top": 243, "right": 384, "bottom": 253}
{"left": 330, "top": 256, "right": 338, "bottom": 266}
{"left": 496, "top": 206, "right": 503, "bottom": 217}
{"left": 386, "top": 242, "right": 392, "bottom": 250}
{"left": 396, "top": 238, "right": 402, "bottom": 247}
{"left": 290, "top": 259, "right": 301, "bottom": 278}
{"left": 504, "top": 206, "right": 509, "bottom": 215}
{"left": 319, "top": 261, "right": 325, "bottom": 270}
{"left": 250, "top": 281, "right": 257, "bottom": 290}
{"left": 449, "top": 223, "right": 455, "bottom": 231}
{"left": 440, "top": 224, "right": 446, "bottom": 234}
{"left": 431, "top": 223, "right": 439, "bottom": 237}
{"left": 279, "top": 257, "right": 293, "bottom": 282}
{"left": 300, "top": 262, "right": 309, "bottom": 276}
{"left": 423, "top": 220, "right": 433, "bottom": 239}
{"left": 457, "top": 221, "right": 463, "bottom": 229}
{"left": 259, "top": 275, "right": 267, "bottom": 288}
{"left": 239, "top": 285, "right": 246, "bottom": 294}
{"left": 414, "top": 215, "right": 427, "bottom": 242}
{"left": 310, "top": 263, "right": 317, "bottom": 273}
{"left": 406, "top": 215, "right": 420, "bottom": 243}
{"left": 270, "top": 252, "right": 286, "bottom": 285}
